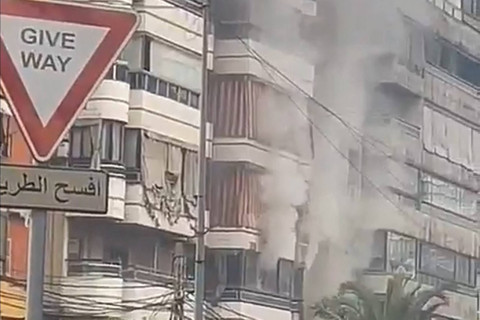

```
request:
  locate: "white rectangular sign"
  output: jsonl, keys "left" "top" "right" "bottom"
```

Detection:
{"left": 0, "top": 164, "right": 108, "bottom": 213}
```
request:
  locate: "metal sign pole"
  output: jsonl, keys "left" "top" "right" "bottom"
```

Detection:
{"left": 26, "top": 209, "right": 47, "bottom": 320}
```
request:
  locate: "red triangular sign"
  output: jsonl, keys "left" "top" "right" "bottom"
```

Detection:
{"left": 0, "top": 0, "right": 138, "bottom": 162}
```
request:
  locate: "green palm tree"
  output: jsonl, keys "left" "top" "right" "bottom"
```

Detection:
{"left": 313, "top": 274, "right": 450, "bottom": 320}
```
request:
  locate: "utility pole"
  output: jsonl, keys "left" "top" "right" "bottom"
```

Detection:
{"left": 172, "top": 242, "right": 186, "bottom": 320}
{"left": 26, "top": 209, "right": 47, "bottom": 320}
{"left": 194, "top": 1, "right": 209, "bottom": 320}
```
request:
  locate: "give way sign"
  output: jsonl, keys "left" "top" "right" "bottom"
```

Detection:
{"left": 0, "top": 0, "right": 138, "bottom": 162}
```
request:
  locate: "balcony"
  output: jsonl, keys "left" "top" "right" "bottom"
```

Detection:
{"left": 79, "top": 62, "right": 130, "bottom": 123}
{"left": 55, "top": 260, "right": 124, "bottom": 318}
{"left": 427, "top": 0, "right": 464, "bottom": 20}
{"left": 424, "top": 66, "right": 480, "bottom": 123}
{"left": 124, "top": 183, "right": 198, "bottom": 236}
{"left": 122, "top": 266, "right": 189, "bottom": 320}
{"left": 128, "top": 71, "right": 200, "bottom": 146}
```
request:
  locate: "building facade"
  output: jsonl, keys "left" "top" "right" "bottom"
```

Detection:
{"left": 305, "top": 1, "right": 480, "bottom": 320}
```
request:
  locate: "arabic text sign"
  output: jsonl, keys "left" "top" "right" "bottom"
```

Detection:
{"left": 0, "top": 165, "right": 108, "bottom": 213}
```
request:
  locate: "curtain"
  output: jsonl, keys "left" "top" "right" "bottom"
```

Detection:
{"left": 209, "top": 163, "right": 262, "bottom": 229}
{"left": 143, "top": 133, "right": 168, "bottom": 189}
{"left": 183, "top": 150, "right": 198, "bottom": 198}
{"left": 209, "top": 75, "right": 264, "bottom": 139}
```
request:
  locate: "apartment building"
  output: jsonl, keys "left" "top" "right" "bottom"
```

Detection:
{"left": 204, "top": 1, "right": 315, "bottom": 320}
{"left": 305, "top": 1, "right": 480, "bottom": 319}
{"left": 29, "top": 0, "right": 206, "bottom": 318}
{"left": 1, "top": 0, "right": 318, "bottom": 318}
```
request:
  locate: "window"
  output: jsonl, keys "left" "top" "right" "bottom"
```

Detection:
{"left": 420, "top": 244, "right": 455, "bottom": 280}
{"left": 244, "top": 250, "right": 259, "bottom": 288}
{"left": 0, "top": 114, "right": 11, "bottom": 157}
{"left": 168, "top": 84, "right": 179, "bottom": 101}
{"left": 190, "top": 92, "right": 200, "bottom": 109}
{"left": 425, "top": 35, "right": 480, "bottom": 87}
{"left": 102, "top": 121, "right": 124, "bottom": 162}
{"left": 278, "top": 259, "right": 293, "bottom": 297}
{"left": 68, "top": 239, "right": 82, "bottom": 261}
{"left": 422, "top": 174, "right": 478, "bottom": 220}
{"left": 369, "top": 230, "right": 387, "bottom": 271}
{"left": 293, "top": 268, "right": 304, "bottom": 299}
{"left": 142, "top": 36, "right": 151, "bottom": 71}
{"left": 158, "top": 80, "right": 168, "bottom": 96}
{"left": 105, "top": 246, "right": 129, "bottom": 269}
{"left": 124, "top": 129, "right": 142, "bottom": 170}
{"left": 387, "top": 232, "right": 416, "bottom": 274}
{"left": 226, "top": 251, "right": 242, "bottom": 286}
{"left": 70, "top": 125, "right": 95, "bottom": 159}
{"left": 147, "top": 76, "right": 158, "bottom": 94}
{"left": 462, "top": 0, "right": 480, "bottom": 16}
{"left": 178, "top": 88, "right": 189, "bottom": 105}
{"left": 455, "top": 255, "right": 470, "bottom": 285}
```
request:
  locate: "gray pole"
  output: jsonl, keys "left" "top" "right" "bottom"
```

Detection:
{"left": 26, "top": 209, "right": 47, "bottom": 320}
{"left": 194, "top": 2, "right": 209, "bottom": 320}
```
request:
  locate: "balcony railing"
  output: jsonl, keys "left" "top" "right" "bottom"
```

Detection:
{"left": 67, "top": 259, "right": 122, "bottom": 277}
{"left": 210, "top": 286, "right": 296, "bottom": 311}
{"left": 130, "top": 70, "right": 200, "bottom": 109}
{"left": 123, "top": 265, "right": 194, "bottom": 291}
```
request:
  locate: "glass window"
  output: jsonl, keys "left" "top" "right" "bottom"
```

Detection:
{"left": 190, "top": 93, "right": 200, "bottom": 109}
{"left": 244, "top": 250, "right": 259, "bottom": 288}
{"left": 115, "top": 64, "right": 129, "bottom": 82}
{"left": 168, "top": 84, "right": 179, "bottom": 101}
{"left": 455, "top": 255, "right": 471, "bottom": 285}
{"left": 387, "top": 232, "right": 416, "bottom": 274}
{"left": 226, "top": 251, "right": 242, "bottom": 286}
{"left": 158, "top": 80, "right": 168, "bottom": 97}
{"left": 130, "top": 72, "right": 146, "bottom": 90}
{"left": 70, "top": 126, "right": 93, "bottom": 159}
{"left": 124, "top": 129, "right": 141, "bottom": 169}
{"left": 147, "top": 76, "right": 158, "bottom": 94}
{"left": 369, "top": 230, "right": 386, "bottom": 271}
{"left": 178, "top": 87, "right": 189, "bottom": 104}
{"left": 420, "top": 244, "right": 455, "bottom": 280}
{"left": 260, "top": 267, "right": 278, "bottom": 293}
{"left": 422, "top": 174, "right": 479, "bottom": 220}
{"left": 102, "top": 121, "right": 124, "bottom": 162}
{"left": 293, "top": 268, "right": 304, "bottom": 299}
{"left": 278, "top": 259, "right": 293, "bottom": 297}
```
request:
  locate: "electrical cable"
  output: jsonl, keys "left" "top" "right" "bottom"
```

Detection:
{"left": 237, "top": 37, "right": 427, "bottom": 229}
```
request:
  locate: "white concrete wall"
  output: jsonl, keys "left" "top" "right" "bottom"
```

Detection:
{"left": 79, "top": 80, "right": 130, "bottom": 123}
{"left": 128, "top": 90, "right": 199, "bottom": 146}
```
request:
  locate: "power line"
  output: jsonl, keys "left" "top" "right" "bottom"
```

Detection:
{"left": 237, "top": 37, "right": 425, "bottom": 229}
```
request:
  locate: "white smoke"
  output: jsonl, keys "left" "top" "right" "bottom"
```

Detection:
{"left": 254, "top": 0, "right": 436, "bottom": 309}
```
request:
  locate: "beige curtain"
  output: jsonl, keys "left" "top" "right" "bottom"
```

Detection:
{"left": 209, "top": 75, "right": 264, "bottom": 139}
{"left": 209, "top": 163, "right": 262, "bottom": 229}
